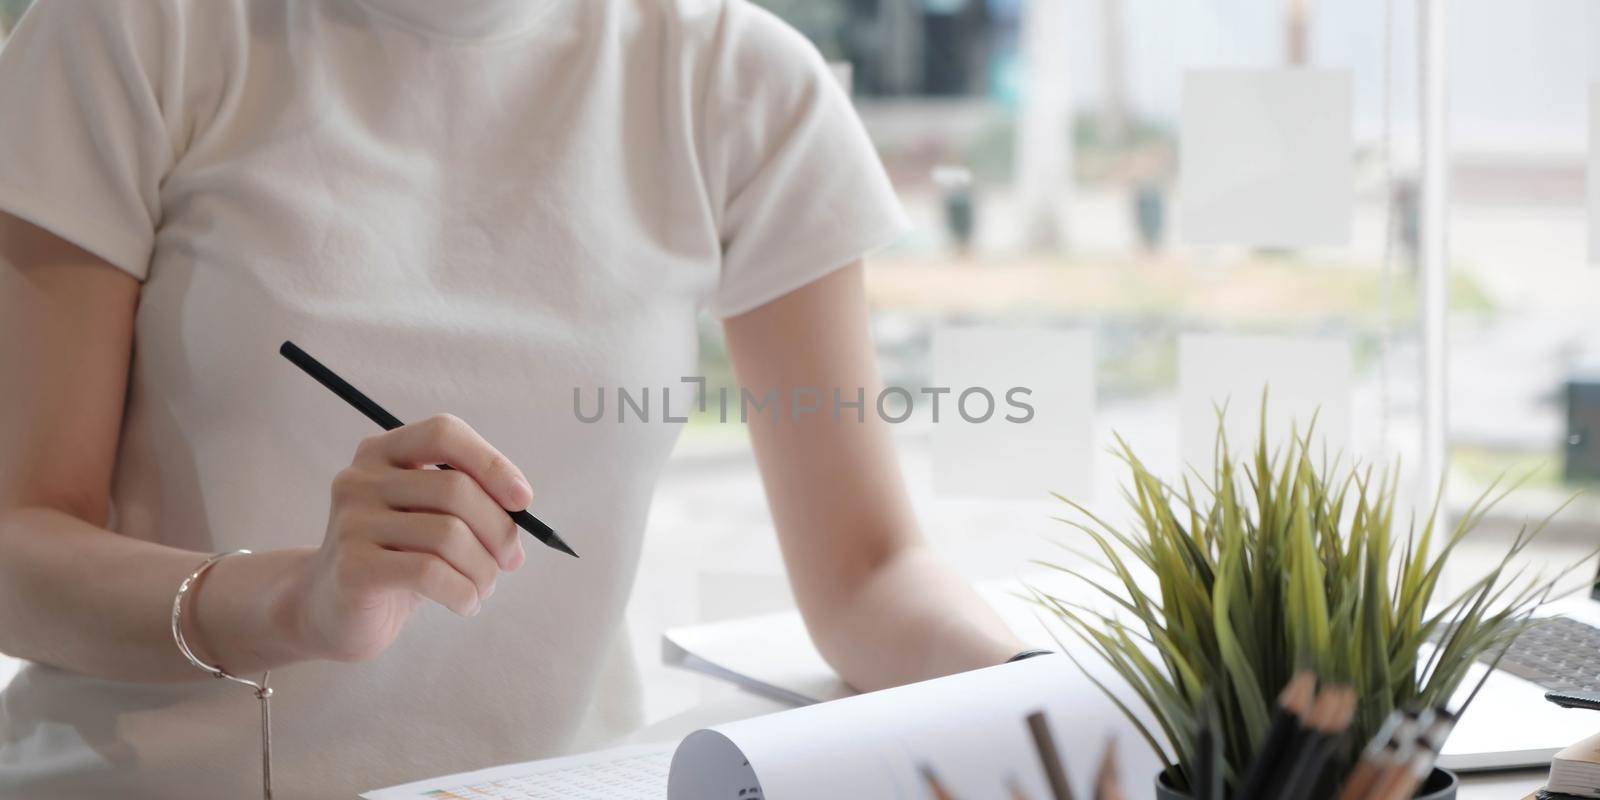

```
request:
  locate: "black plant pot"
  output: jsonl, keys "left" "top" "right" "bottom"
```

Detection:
{"left": 1154, "top": 767, "right": 1458, "bottom": 800}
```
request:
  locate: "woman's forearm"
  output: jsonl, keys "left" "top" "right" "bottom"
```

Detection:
{"left": 0, "top": 222, "right": 311, "bottom": 682}
{"left": 0, "top": 506, "right": 313, "bottom": 682}
{"left": 804, "top": 544, "right": 1022, "bottom": 693}
{"left": 724, "top": 262, "right": 1025, "bottom": 693}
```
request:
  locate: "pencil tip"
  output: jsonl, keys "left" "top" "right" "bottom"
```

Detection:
{"left": 545, "top": 532, "right": 579, "bottom": 558}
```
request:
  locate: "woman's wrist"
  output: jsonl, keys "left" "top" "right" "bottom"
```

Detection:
{"left": 268, "top": 547, "right": 324, "bottom": 662}
{"left": 188, "top": 546, "right": 321, "bottom": 671}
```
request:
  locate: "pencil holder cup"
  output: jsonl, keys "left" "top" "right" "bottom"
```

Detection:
{"left": 1152, "top": 767, "right": 1458, "bottom": 800}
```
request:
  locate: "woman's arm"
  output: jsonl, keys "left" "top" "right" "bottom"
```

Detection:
{"left": 722, "top": 261, "right": 1024, "bottom": 692}
{"left": 0, "top": 211, "right": 304, "bottom": 681}
{"left": 0, "top": 213, "right": 528, "bottom": 682}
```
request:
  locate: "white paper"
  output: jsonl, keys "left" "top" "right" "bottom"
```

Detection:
{"left": 660, "top": 580, "right": 1164, "bottom": 798}
{"left": 367, "top": 657, "right": 1160, "bottom": 800}
{"left": 1179, "top": 68, "right": 1352, "bottom": 247}
{"left": 1178, "top": 333, "right": 1352, "bottom": 473}
{"left": 362, "top": 743, "right": 673, "bottom": 799}
{"left": 666, "top": 654, "right": 1163, "bottom": 800}
{"left": 932, "top": 327, "right": 1095, "bottom": 500}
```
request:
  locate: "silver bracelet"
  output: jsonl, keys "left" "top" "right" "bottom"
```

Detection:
{"left": 171, "top": 549, "right": 274, "bottom": 800}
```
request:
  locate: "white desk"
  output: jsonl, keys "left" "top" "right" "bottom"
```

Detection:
{"left": 622, "top": 684, "right": 1547, "bottom": 800}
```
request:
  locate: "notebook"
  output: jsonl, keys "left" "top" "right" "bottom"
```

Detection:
{"left": 362, "top": 654, "right": 1162, "bottom": 799}
{"left": 1546, "top": 730, "right": 1600, "bottom": 798}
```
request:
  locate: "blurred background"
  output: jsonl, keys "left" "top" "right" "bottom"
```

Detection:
{"left": 640, "top": 0, "right": 1600, "bottom": 725}
{"left": 4, "top": 0, "right": 1599, "bottom": 726}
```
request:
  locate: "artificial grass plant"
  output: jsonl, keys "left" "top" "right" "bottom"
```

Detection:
{"left": 1031, "top": 402, "right": 1590, "bottom": 794}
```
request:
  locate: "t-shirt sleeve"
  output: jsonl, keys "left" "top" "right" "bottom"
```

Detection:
{"left": 0, "top": 0, "right": 182, "bottom": 281}
{"left": 698, "top": 1, "right": 911, "bottom": 319}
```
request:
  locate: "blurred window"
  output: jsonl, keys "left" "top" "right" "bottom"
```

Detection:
{"left": 743, "top": 0, "right": 1600, "bottom": 533}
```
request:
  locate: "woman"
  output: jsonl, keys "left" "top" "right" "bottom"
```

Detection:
{"left": 0, "top": 0, "right": 1025, "bottom": 797}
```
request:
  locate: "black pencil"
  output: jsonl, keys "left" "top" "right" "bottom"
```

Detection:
{"left": 279, "top": 340, "right": 577, "bottom": 558}
{"left": 1238, "top": 670, "right": 1317, "bottom": 800}
{"left": 1277, "top": 686, "right": 1356, "bottom": 800}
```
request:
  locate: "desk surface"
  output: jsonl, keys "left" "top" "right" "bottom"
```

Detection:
{"left": 622, "top": 686, "right": 1548, "bottom": 800}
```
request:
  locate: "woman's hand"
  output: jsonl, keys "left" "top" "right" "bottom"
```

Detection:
{"left": 294, "top": 414, "right": 532, "bottom": 662}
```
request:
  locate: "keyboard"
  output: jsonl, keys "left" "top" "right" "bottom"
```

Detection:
{"left": 1491, "top": 616, "right": 1600, "bottom": 693}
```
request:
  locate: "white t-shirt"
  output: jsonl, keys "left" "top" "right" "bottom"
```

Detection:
{"left": 0, "top": 1, "right": 908, "bottom": 797}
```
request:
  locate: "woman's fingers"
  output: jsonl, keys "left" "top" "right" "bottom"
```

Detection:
{"left": 355, "top": 414, "right": 533, "bottom": 512}
{"left": 369, "top": 549, "right": 482, "bottom": 618}
{"left": 377, "top": 468, "right": 524, "bottom": 570}
{"left": 332, "top": 414, "right": 530, "bottom": 621}
{"left": 353, "top": 510, "right": 499, "bottom": 607}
